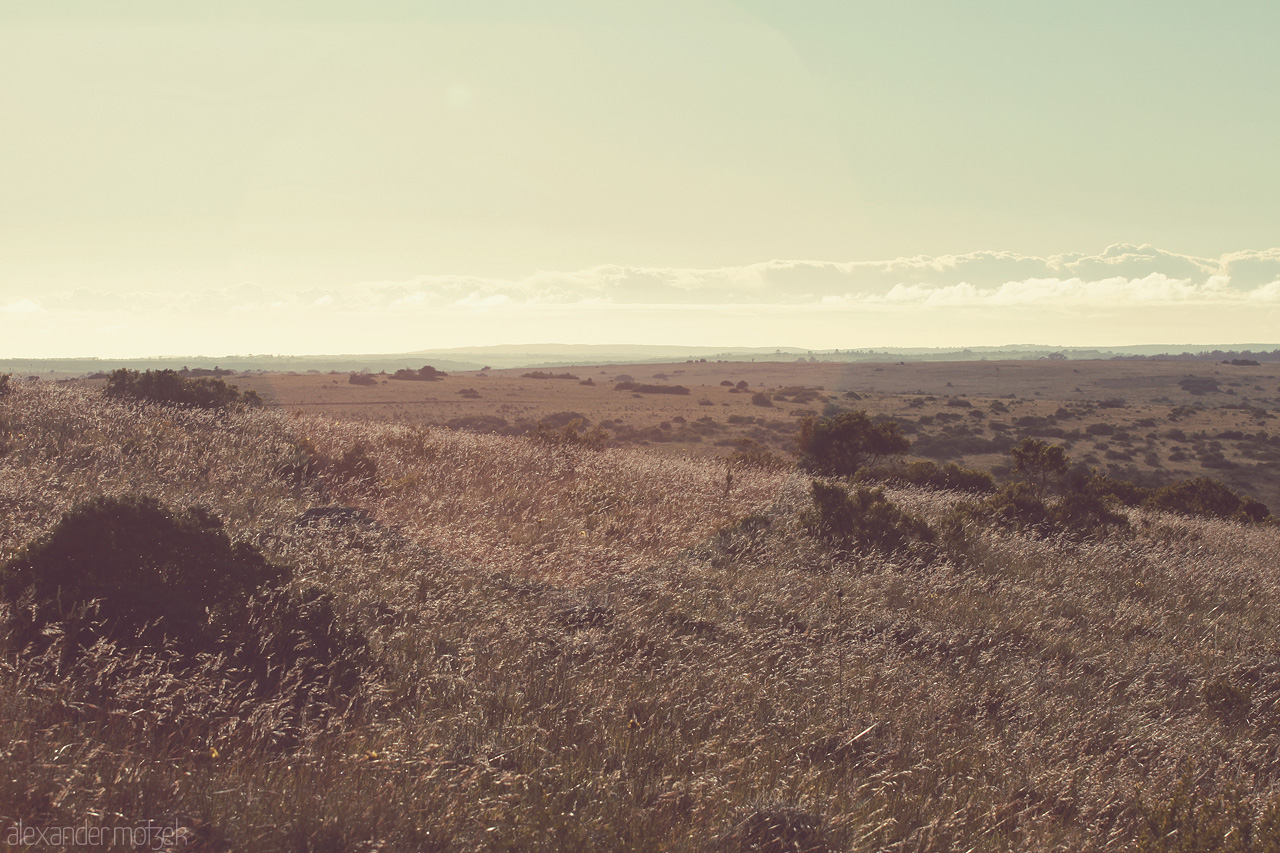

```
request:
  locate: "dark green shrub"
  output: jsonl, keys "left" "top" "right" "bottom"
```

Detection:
{"left": 104, "top": 368, "right": 262, "bottom": 409}
{"left": 859, "top": 460, "right": 996, "bottom": 493}
{"left": 521, "top": 371, "right": 578, "bottom": 380}
{"left": 796, "top": 412, "right": 910, "bottom": 477}
{"left": 390, "top": 365, "right": 447, "bottom": 381}
{"left": 1, "top": 495, "right": 286, "bottom": 654}
{"left": 983, "top": 481, "right": 1054, "bottom": 530}
{"left": 1146, "top": 477, "right": 1270, "bottom": 522}
{"left": 1010, "top": 437, "right": 1069, "bottom": 498}
{"left": 348, "top": 372, "right": 377, "bottom": 386}
{"left": 613, "top": 381, "right": 691, "bottom": 395}
{"left": 801, "top": 481, "right": 934, "bottom": 556}
{"left": 0, "top": 373, "right": 11, "bottom": 397}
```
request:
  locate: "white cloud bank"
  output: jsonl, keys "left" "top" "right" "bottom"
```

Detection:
{"left": 7, "top": 244, "right": 1280, "bottom": 357}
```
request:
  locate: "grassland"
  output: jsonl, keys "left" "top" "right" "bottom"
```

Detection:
{"left": 232, "top": 358, "right": 1280, "bottom": 511}
{"left": 3, "top": 373, "right": 1280, "bottom": 851}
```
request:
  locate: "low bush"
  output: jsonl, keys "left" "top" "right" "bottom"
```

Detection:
{"left": 390, "top": 365, "right": 447, "bottom": 381}
{"left": 1, "top": 495, "right": 286, "bottom": 655}
{"left": 104, "top": 368, "right": 263, "bottom": 409}
{"left": 613, "top": 382, "right": 691, "bottom": 395}
{"left": 1146, "top": 477, "right": 1270, "bottom": 522}
{"left": 532, "top": 418, "right": 609, "bottom": 450}
{"left": 522, "top": 371, "right": 579, "bottom": 380}
{"left": 859, "top": 460, "right": 995, "bottom": 493}
{"left": 796, "top": 411, "right": 910, "bottom": 477}
{"left": 348, "top": 372, "right": 378, "bottom": 386}
{"left": 801, "top": 480, "right": 935, "bottom": 556}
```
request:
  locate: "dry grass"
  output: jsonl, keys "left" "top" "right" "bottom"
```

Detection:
{"left": 3, "top": 378, "right": 1280, "bottom": 851}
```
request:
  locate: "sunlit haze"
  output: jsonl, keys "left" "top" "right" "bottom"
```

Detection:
{"left": 4, "top": 1, "right": 1279, "bottom": 357}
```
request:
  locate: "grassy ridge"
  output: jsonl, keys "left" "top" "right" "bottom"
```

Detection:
{"left": 2, "top": 380, "right": 1280, "bottom": 850}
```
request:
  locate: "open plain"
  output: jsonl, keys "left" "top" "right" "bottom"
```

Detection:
{"left": 231, "top": 357, "right": 1280, "bottom": 512}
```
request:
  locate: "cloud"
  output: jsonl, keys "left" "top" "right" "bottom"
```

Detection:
{"left": 7, "top": 245, "right": 1280, "bottom": 357}
{"left": 0, "top": 298, "right": 42, "bottom": 313}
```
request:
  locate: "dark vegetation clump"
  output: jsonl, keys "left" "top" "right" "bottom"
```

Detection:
{"left": 613, "top": 381, "right": 691, "bottom": 395}
{"left": 859, "top": 460, "right": 996, "bottom": 493}
{"left": 802, "top": 481, "right": 935, "bottom": 557}
{"left": 1, "top": 495, "right": 284, "bottom": 654}
{"left": 104, "top": 368, "right": 263, "bottom": 409}
{"left": 276, "top": 437, "right": 379, "bottom": 492}
{"left": 521, "top": 371, "right": 579, "bottom": 380}
{"left": 795, "top": 411, "right": 910, "bottom": 477}
{"left": 1146, "top": 477, "right": 1270, "bottom": 522}
{"left": 531, "top": 418, "right": 609, "bottom": 450}
{"left": 348, "top": 372, "right": 378, "bottom": 385}
{"left": 0, "top": 495, "right": 375, "bottom": 747}
{"left": 390, "top": 365, "right": 447, "bottom": 381}
{"left": 0, "top": 372, "right": 11, "bottom": 397}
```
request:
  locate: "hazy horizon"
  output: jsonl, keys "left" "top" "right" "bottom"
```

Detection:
{"left": 4, "top": 2, "right": 1278, "bottom": 357}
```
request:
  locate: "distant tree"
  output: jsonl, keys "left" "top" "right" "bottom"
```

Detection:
{"left": 795, "top": 411, "right": 910, "bottom": 477}
{"left": 1010, "top": 438, "right": 1070, "bottom": 499}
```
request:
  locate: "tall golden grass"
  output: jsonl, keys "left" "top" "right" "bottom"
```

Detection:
{"left": 2, "top": 379, "right": 1280, "bottom": 851}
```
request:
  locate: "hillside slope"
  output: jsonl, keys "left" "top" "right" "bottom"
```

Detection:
{"left": 2, "top": 380, "right": 1280, "bottom": 851}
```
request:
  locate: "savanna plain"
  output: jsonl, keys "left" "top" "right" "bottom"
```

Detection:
{"left": 3, "top": 357, "right": 1280, "bottom": 852}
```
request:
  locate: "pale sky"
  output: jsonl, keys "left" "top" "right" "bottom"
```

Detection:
{"left": 3, "top": 1, "right": 1279, "bottom": 356}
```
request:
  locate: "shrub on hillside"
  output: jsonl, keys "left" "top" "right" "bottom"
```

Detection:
{"left": 1146, "top": 477, "right": 1270, "bottom": 522}
{"left": 104, "top": 368, "right": 263, "bottom": 409}
{"left": 348, "top": 372, "right": 378, "bottom": 386}
{"left": 796, "top": 411, "right": 910, "bottom": 477}
{"left": 1, "top": 495, "right": 286, "bottom": 654}
{"left": 0, "top": 373, "right": 11, "bottom": 397}
{"left": 859, "top": 460, "right": 995, "bottom": 493}
{"left": 802, "top": 480, "right": 935, "bottom": 556}
{"left": 532, "top": 418, "right": 608, "bottom": 450}
{"left": 1010, "top": 437, "right": 1070, "bottom": 498}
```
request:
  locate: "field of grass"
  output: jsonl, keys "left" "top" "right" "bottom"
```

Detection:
{"left": 4, "top": 375, "right": 1280, "bottom": 851}
{"left": 230, "top": 358, "right": 1280, "bottom": 512}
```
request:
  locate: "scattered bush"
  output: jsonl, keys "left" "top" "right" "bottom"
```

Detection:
{"left": 613, "top": 382, "right": 690, "bottom": 395}
{"left": 1010, "top": 438, "right": 1070, "bottom": 498}
{"left": 1, "top": 495, "right": 286, "bottom": 654}
{"left": 390, "top": 365, "right": 447, "bottom": 381}
{"left": 1146, "top": 477, "right": 1270, "bottom": 522}
{"left": 751, "top": 392, "right": 775, "bottom": 407}
{"left": 802, "top": 481, "right": 934, "bottom": 556}
{"left": 348, "top": 373, "right": 378, "bottom": 386}
{"left": 796, "top": 411, "right": 910, "bottom": 477}
{"left": 330, "top": 442, "right": 379, "bottom": 485}
{"left": 522, "top": 371, "right": 579, "bottom": 380}
{"left": 532, "top": 418, "right": 609, "bottom": 450}
{"left": 859, "top": 460, "right": 995, "bottom": 493}
{"left": 104, "top": 368, "right": 263, "bottom": 409}
{"left": 0, "top": 373, "right": 11, "bottom": 396}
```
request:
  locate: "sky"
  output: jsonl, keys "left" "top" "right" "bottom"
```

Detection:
{"left": 2, "top": 0, "right": 1279, "bottom": 357}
